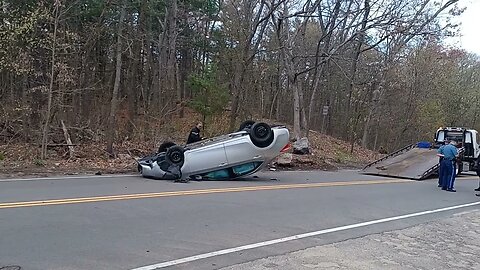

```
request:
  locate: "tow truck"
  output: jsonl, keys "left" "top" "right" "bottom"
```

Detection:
{"left": 361, "top": 127, "right": 480, "bottom": 180}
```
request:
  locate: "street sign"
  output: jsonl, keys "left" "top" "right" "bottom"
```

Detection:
{"left": 322, "top": 105, "right": 329, "bottom": 115}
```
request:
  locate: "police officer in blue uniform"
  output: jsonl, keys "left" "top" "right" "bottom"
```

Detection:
{"left": 438, "top": 139, "right": 459, "bottom": 192}
{"left": 436, "top": 141, "right": 447, "bottom": 187}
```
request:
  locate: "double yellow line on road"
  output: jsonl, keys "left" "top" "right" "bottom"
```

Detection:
{"left": 0, "top": 179, "right": 412, "bottom": 209}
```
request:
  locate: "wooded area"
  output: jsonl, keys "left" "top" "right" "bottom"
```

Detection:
{"left": 1, "top": 0, "right": 478, "bottom": 158}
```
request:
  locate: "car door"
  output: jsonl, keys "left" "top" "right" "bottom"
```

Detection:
{"left": 183, "top": 142, "right": 228, "bottom": 174}
{"left": 223, "top": 136, "right": 263, "bottom": 166}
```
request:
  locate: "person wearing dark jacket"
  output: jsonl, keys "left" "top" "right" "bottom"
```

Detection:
{"left": 186, "top": 122, "right": 203, "bottom": 144}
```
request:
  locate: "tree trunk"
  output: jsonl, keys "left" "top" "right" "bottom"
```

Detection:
{"left": 41, "top": 0, "right": 60, "bottom": 159}
{"left": 361, "top": 88, "right": 379, "bottom": 148}
{"left": 307, "top": 0, "right": 342, "bottom": 124}
{"left": 292, "top": 83, "right": 302, "bottom": 140}
{"left": 157, "top": 14, "right": 168, "bottom": 108}
{"left": 106, "top": 1, "right": 126, "bottom": 156}
{"left": 228, "top": 0, "right": 273, "bottom": 131}
{"left": 346, "top": 0, "right": 370, "bottom": 143}
{"left": 228, "top": 61, "right": 244, "bottom": 131}
{"left": 61, "top": 120, "right": 74, "bottom": 159}
{"left": 168, "top": 0, "right": 178, "bottom": 102}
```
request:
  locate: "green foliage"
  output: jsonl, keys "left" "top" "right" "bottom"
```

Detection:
{"left": 334, "top": 152, "right": 350, "bottom": 163}
{"left": 0, "top": 3, "right": 49, "bottom": 74}
{"left": 132, "top": 0, "right": 167, "bottom": 20}
{"left": 0, "top": 152, "right": 5, "bottom": 161}
{"left": 188, "top": 65, "right": 229, "bottom": 122}
{"left": 72, "top": 0, "right": 108, "bottom": 23}
{"left": 416, "top": 99, "right": 445, "bottom": 139}
{"left": 33, "top": 158, "right": 46, "bottom": 167}
{"left": 185, "top": 0, "right": 220, "bottom": 16}
{"left": 0, "top": 0, "right": 477, "bottom": 153}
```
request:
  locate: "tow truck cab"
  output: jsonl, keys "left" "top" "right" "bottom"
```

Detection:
{"left": 434, "top": 127, "right": 480, "bottom": 171}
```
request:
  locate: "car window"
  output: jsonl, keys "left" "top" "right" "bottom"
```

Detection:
{"left": 232, "top": 162, "right": 262, "bottom": 176}
{"left": 199, "top": 162, "right": 263, "bottom": 180}
{"left": 445, "top": 131, "right": 463, "bottom": 142}
{"left": 465, "top": 132, "right": 472, "bottom": 143}
{"left": 204, "top": 169, "right": 230, "bottom": 179}
{"left": 436, "top": 131, "right": 445, "bottom": 142}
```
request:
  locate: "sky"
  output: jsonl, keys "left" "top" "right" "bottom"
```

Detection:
{"left": 445, "top": 0, "right": 480, "bottom": 55}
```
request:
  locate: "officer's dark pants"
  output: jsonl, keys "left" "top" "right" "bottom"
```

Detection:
{"left": 440, "top": 159, "right": 454, "bottom": 190}
{"left": 438, "top": 158, "right": 445, "bottom": 186}
{"left": 448, "top": 161, "right": 457, "bottom": 190}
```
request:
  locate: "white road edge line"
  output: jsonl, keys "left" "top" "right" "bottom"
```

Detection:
{"left": 131, "top": 201, "right": 480, "bottom": 270}
{"left": 0, "top": 174, "right": 139, "bottom": 182}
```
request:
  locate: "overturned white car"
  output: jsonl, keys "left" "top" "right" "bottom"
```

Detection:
{"left": 137, "top": 121, "right": 290, "bottom": 181}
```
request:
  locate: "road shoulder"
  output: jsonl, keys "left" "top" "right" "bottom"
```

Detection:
{"left": 220, "top": 210, "right": 480, "bottom": 270}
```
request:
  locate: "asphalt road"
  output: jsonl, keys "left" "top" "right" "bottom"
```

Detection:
{"left": 1, "top": 170, "right": 479, "bottom": 270}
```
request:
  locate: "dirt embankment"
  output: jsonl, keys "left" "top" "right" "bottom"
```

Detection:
{"left": 0, "top": 111, "right": 383, "bottom": 178}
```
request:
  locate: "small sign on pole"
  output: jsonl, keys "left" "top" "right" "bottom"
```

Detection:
{"left": 322, "top": 105, "right": 329, "bottom": 115}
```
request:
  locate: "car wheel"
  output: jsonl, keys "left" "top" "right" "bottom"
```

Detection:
{"left": 249, "top": 122, "right": 274, "bottom": 148}
{"left": 137, "top": 164, "right": 142, "bottom": 173}
{"left": 238, "top": 120, "right": 256, "bottom": 131}
{"left": 166, "top": 145, "right": 185, "bottom": 165}
{"left": 158, "top": 141, "right": 176, "bottom": 153}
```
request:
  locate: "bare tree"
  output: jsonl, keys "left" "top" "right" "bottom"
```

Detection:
{"left": 225, "top": 0, "right": 284, "bottom": 130}
{"left": 0, "top": 0, "right": 471, "bottom": 158}
{"left": 41, "top": 0, "right": 61, "bottom": 159}
{"left": 106, "top": 0, "right": 126, "bottom": 156}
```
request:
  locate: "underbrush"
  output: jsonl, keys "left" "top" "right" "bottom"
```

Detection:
{"left": 0, "top": 108, "right": 382, "bottom": 177}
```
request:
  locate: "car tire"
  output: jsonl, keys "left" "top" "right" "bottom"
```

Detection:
{"left": 137, "top": 164, "right": 142, "bottom": 173}
{"left": 158, "top": 141, "right": 176, "bottom": 153}
{"left": 238, "top": 120, "right": 256, "bottom": 131}
{"left": 249, "top": 122, "right": 274, "bottom": 148}
{"left": 166, "top": 145, "right": 185, "bottom": 166}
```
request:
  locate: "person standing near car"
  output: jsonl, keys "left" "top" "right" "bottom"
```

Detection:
{"left": 436, "top": 140, "right": 447, "bottom": 188}
{"left": 186, "top": 122, "right": 203, "bottom": 144}
{"left": 438, "top": 139, "right": 459, "bottom": 192}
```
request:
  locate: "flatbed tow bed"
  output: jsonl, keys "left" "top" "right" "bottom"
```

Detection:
{"left": 361, "top": 144, "right": 443, "bottom": 180}
{"left": 362, "top": 127, "right": 476, "bottom": 180}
